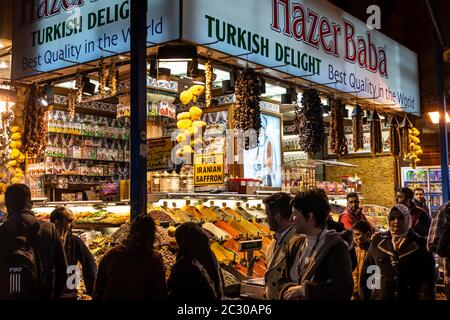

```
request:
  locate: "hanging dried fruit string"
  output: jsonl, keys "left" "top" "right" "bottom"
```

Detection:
{"left": 22, "top": 85, "right": 47, "bottom": 158}
{"left": 329, "top": 96, "right": 348, "bottom": 158}
{"left": 205, "top": 58, "right": 213, "bottom": 108}
{"left": 399, "top": 114, "right": 413, "bottom": 159}
{"left": 351, "top": 104, "right": 364, "bottom": 152}
{"left": 387, "top": 115, "right": 400, "bottom": 158}
{"left": 75, "top": 71, "right": 83, "bottom": 103}
{"left": 233, "top": 68, "right": 262, "bottom": 149}
{"left": 369, "top": 109, "right": 382, "bottom": 155}
{"left": 67, "top": 89, "right": 76, "bottom": 119}
{"left": 108, "top": 61, "right": 118, "bottom": 96}
{"left": 295, "top": 88, "right": 324, "bottom": 157}
{"left": 98, "top": 59, "right": 107, "bottom": 97}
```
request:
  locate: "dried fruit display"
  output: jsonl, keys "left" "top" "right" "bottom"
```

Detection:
{"left": 98, "top": 60, "right": 108, "bottom": 97}
{"left": 233, "top": 68, "right": 262, "bottom": 147}
{"left": 369, "top": 110, "right": 382, "bottom": 155}
{"left": 66, "top": 90, "right": 76, "bottom": 118}
{"left": 295, "top": 88, "right": 324, "bottom": 156}
{"left": 351, "top": 104, "right": 364, "bottom": 152}
{"left": 22, "top": 85, "right": 47, "bottom": 158}
{"left": 387, "top": 115, "right": 400, "bottom": 158}
{"left": 205, "top": 60, "right": 213, "bottom": 108}
{"left": 329, "top": 97, "right": 348, "bottom": 157}
{"left": 75, "top": 74, "right": 83, "bottom": 103}
{"left": 108, "top": 62, "right": 118, "bottom": 96}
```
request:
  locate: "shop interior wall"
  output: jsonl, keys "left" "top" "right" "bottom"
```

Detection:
{"left": 325, "top": 156, "right": 396, "bottom": 208}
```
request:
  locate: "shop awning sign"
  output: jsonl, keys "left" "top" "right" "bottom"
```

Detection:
{"left": 12, "top": 0, "right": 179, "bottom": 80}
{"left": 194, "top": 153, "right": 225, "bottom": 186}
{"left": 182, "top": 0, "right": 421, "bottom": 115}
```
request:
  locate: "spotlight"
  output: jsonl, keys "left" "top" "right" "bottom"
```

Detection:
{"left": 187, "top": 57, "right": 199, "bottom": 77}
{"left": 157, "top": 68, "right": 171, "bottom": 82}
{"left": 222, "top": 80, "right": 234, "bottom": 94}
{"left": 148, "top": 55, "right": 157, "bottom": 78}
{"left": 43, "top": 85, "right": 54, "bottom": 103}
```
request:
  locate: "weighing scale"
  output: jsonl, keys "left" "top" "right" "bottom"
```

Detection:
{"left": 238, "top": 239, "right": 266, "bottom": 300}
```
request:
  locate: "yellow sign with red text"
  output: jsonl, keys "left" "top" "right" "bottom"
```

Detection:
{"left": 194, "top": 153, "right": 224, "bottom": 186}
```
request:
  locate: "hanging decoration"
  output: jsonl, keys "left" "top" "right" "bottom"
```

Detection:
{"left": 399, "top": 114, "right": 423, "bottom": 169}
{"left": 295, "top": 88, "right": 324, "bottom": 157}
{"left": 98, "top": 59, "right": 108, "bottom": 97}
{"left": 205, "top": 59, "right": 213, "bottom": 108}
{"left": 233, "top": 68, "right": 262, "bottom": 149}
{"left": 108, "top": 62, "right": 118, "bottom": 96}
{"left": 351, "top": 104, "right": 364, "bottom": 152}
{"left": 75, "top": 72, "right": 83, "bottom": 103}
{"left": 329, "top": 96, "right": 348, "bottom": 157}
{"left": 387, "top": 115, "right": 401, "bottom": 158}
{"left": 368, "top": 109, "right": 382, "bottom": 155}
{"left": 22, "top": 85, "right": 47, "bottom": 159}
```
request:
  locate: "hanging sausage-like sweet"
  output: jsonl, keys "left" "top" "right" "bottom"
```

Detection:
{"left": 329, "top": 97, "right": 348, "bottom": 157}
{"left": 295, "top": 88, "right": 324, "bottom": 157}
{"left": 368, "top": 110, "right": 382, "bottom": 155}
{"left": 98, "top": 60, "right": 108, "bottom": 97}
{"left": 387, "top": 115, "right": 400, "bottom": 158}
{"left": 108, "top": 62, "right": 118, "bottom": 96}
{"left": 351, "top": 104, "right": 364, "bottom": 152}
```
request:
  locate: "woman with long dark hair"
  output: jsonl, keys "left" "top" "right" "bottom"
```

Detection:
{"left": 168, "top": 222, "right": 225, "bottom": 300}
{"left": 94, "top": 215, "right": 168, "bottom": 300}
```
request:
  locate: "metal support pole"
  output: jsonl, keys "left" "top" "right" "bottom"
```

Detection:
{"left": 426, "top": 0, "right": 449, "bottom": 203}
{"left": 436, "top": 33, "right": 450, "bottom": 204}
{"left": 130, "top": 0, "right": 148, "bottom": 220}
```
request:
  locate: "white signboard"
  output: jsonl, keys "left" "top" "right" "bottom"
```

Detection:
{"left": 13, "top": 0, "right": 179, "bottom": 80}
{"left": 182, "top": 0, "right": 421, "bottom": 115}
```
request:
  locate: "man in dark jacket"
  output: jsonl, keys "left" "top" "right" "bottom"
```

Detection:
{"left": 397, "top": 187, "right": 430, "bottom": 238}
{"left": 360, "top": 204, "right": 435, "bottom": 300}
{"left": 0, "top": 184, "right": 68, "bottom": 300}
{"left": 278, "top": 189, "right": 353, "bottom": 300}
{"left": 413, "top": 188, "right": 430, "bottom": 218}
{"left": 50, "top": 206, "right": 97, "bottom": 300}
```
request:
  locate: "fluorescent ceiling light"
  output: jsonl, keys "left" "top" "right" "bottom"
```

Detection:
{"left": 428, "top": 111, "right": 450, "bottom": 124}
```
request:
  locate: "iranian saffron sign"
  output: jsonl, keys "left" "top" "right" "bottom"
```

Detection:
{"left": 182, "top": 0, "right": 420, "bottom": 115}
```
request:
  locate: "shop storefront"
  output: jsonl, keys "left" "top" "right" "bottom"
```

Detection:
{"left": 3, "top": 0, "right": 421, "bottom": 298}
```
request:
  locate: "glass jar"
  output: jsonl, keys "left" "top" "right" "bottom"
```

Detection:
{"left": 152, "top": 171, "right": 161, "bottom": 192}
{"left": 170, "top": 172, "right": 180, "bottom": 193}
{"left": 179, "top": 173, "right": 187, "bottom": 193}
{"left": 187, "top": 174, "right": 194, "bottom": 193}
{"left": 160, "top": 171, "right": 171, "bottom": 193}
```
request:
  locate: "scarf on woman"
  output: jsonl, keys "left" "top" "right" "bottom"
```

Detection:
{"left": 390, "top": 204, "right": 412, "bottom": 251}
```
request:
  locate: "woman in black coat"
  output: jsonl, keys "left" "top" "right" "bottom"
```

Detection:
{"left": 360, "top": 204, "right": 435, "bottom": 300}
{"left": 168, "top": 222, "right": 225, "bottom": 301}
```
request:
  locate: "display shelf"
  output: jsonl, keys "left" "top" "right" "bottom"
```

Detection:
{"left": 47, "top": 130, "right": 128, "bottom": 141}
{"left": 43, "top": 174, "right": 113, "bottom": 178}
{"left": 405, "top": 181, "right": 427, "bottom": 184}
{"left": 50, "top": 103, "right": 117, "bottom": 118}
{"left": 44, "top": 155, "right": 129, "bottom": 163}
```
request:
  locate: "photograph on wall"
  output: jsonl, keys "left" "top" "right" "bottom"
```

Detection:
{"left": 243, "top": 114, "right": 282, "bottom": 187}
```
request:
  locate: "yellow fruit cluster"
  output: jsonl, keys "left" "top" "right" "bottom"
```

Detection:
{"left": 175, "top": 106, "right": 207, "bottom": 158}
{"left": 405, "top": 127, "right": 423, "bottom": 169}
{"left": 180, "top": 85, "right": 205, "bottom": 106}
{"left": 7, "top": 125, "right": 26, "bottom": 184}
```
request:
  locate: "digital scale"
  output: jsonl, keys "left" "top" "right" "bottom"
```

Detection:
{"left": 238, "top": 239, "right": 266, "bottom": 300}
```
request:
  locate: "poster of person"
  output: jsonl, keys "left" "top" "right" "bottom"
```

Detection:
{"left": 243, "top": 114, "right": 282, "bottom": 187}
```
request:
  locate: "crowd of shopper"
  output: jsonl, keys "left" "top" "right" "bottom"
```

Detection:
{"left": 0, "top": 183, "right": 449, "bottom": 301}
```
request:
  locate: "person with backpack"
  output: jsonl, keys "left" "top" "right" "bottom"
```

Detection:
{"left": 0, "top": 184, "right": 68, "bottom": 300}
{"left": 50, "top": 206, "right": 97, "bottom": 300}
{"left": 428, "top": 201, "right": 450, "bottom": 300}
